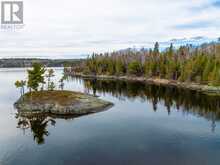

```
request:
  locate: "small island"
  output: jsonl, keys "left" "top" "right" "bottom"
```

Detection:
{"left": 14, "top": 63, "right": 113, "bottom": 116}
{"left": 14, "top": 90, "right": 113, "bottom": 115}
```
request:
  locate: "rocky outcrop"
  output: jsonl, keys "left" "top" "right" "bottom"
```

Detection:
{"left": 14, "top": 91, "right": 113, "bottom": 115}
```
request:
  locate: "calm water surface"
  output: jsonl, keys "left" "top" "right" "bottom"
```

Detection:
{"left": 0, "top": 68, "right": 220, "bottom": 165}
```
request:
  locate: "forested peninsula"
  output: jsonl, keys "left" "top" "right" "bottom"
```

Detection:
{"left": 65, "top": 42, "right": 220, "bottom": 95}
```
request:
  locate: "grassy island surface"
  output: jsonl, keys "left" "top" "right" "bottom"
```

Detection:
{"left": 24, "top": 90, "right": 87, "bottom": 106}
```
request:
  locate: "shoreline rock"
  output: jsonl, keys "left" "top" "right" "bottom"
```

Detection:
{"left": 67, "top": 73, "right": 220, "bottom": 96}
{"left": 14, "top": 90, "right": 113, "bottom": 116}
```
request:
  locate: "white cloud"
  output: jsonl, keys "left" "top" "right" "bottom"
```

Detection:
{"left": 0, "top": 0, "right": 219, "bottom": 58}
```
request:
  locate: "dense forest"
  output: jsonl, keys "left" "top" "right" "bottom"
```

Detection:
{"left": 70, "top": 42, "right": 220, "bottom": 86}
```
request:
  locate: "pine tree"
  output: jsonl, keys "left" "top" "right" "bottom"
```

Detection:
{"left": 153, "top": 42, "right": 159, "bottom": 56}
{"left": 168, "top": 43, "right": 174, "bottom": 58}
{"left": 15, "top": 80, "right": 26, "bottom": 95}
{"left": 202, "top": 58, "right": 213, "bottom": 83}
{"left": 210, "top": 61, "right": 220, "bottom": 86}
{"left": 48, "top": 82, "right": 56, "bottom": 91}
{"left": 128, "top": 61, "right": 143, "bottom": 76}
{"left": 116, "top": 59, "right": 124, "bottom": 76}
{"left": 27, "top": 63, "right": 46, "bottom": 91}
{"left": 46, "top": 69, "right": 55, "bottom": 90}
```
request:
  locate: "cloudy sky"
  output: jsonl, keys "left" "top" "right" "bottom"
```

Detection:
{"left": 0, "top": 0, "right": 220, "bottom": 58}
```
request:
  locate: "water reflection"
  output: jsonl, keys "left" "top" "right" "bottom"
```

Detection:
{"left": 15, "top": 113, "right": 87, "bottom": 145}
{"left": 16, "top": 114, "right": 56, "bottom": 144}
{"left": 15, "top": 77, "right": 220, "bottom": 144}
{"left": 70, "top": 77, "right": 220, "bottom": 132}
{"left": 3, "top": 69, "right": 220, "bottom": 165}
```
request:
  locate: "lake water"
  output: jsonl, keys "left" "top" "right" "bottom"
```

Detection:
{"left": 0, "top": 68, "right": 220, "bottom": 165}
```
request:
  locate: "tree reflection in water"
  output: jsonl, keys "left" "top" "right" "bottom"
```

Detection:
{"left": 76, "top": 77, "right": 220, "bottom": 132}
{"left": 15, "top": 77, "right": 220, "bottom": 143}
{"left": 16, "top": 114, "right": 56, "bottom": 145}
{"left": 15, "top": 113, "right": 89, "bottom": 145}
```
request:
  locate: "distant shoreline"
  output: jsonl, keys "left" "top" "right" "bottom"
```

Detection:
{"left": 66, "top": 73, "right": 220, "bottom": 96}
{"left": 0, "top": 58, "right": 83, "bottom": 68}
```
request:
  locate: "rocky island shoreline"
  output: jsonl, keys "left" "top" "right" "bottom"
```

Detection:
{"left": 14, "top": 64, "right": 113, "bottom": 116}
{"left": 14, "top": 90, "right": 113, "bottom": 116}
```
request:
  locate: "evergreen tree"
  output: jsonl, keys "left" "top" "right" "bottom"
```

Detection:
{"left": 48, "top": 82, "right": 56, "bottom": 91}
{"left": 15, "top": 80, "right": 26, "bottom": 95}
{"left": 168, "top": 43, "right": 174, "bottom": 58}
{"left": 115, "top": 59, "right": 125, "bottom": 76}
{"left": 153, "top": 42, "right": 160, "bottom": 55}
{"left": 210, "top": 61, "right": 220, "bottom": 86}
{"left": 27, "top": 63, "right": 46, "bottom": 91}
{"left": 71, "top": 42, "right": 220, "bottom": 86}
{"left": 128, "top": 61, "right": 143, "bottom": 75}
{"left": 202, "top": 58, "right": 214, "bottom": 83}
{"left": 46, "top": 69, "right": 55, "bottom": 90}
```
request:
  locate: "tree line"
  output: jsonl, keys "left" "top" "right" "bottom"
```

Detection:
{"left": 0, "top": 58, "right": 83, "bottom": 68}
{"left": 70, "top": 42, "right": 220, "bottom": 86}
